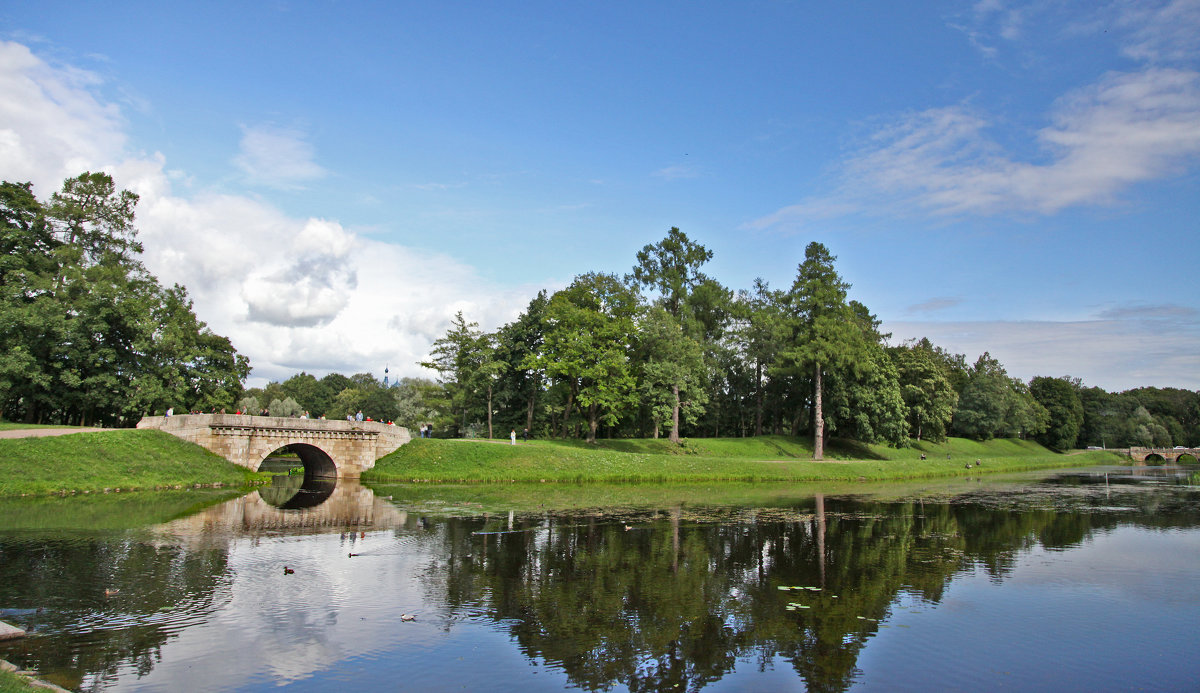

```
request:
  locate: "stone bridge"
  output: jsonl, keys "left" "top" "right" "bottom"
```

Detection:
{"left": 136, "top": 413, "right": 411, "bottom": 478}
{"left": 1126, "top": 446, "right": 1200, "bottom": 463}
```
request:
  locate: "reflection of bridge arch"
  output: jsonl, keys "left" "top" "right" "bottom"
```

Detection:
{"left": 152, "top": 481, "right": 410, "bottom": 539}
{"left": 1126, "top": 447, "right": 1200, "bottom": 464}
{"left": 137, "top": 414, "right": 410, "bottom": 478}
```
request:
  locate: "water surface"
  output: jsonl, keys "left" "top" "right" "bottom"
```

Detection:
{"left": 1, "top": 467, "right": 1198, "bottom": 691}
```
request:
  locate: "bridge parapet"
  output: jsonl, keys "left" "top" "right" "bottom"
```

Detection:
{"left": 1125, "top": 447, "right": 1200, "bottom": 463}
{"left": 137, "top": 414, "right": 410, "bottom": 478}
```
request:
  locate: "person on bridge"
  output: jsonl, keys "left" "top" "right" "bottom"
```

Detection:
{"left": 355, "top": 410, "right": 364, "bottom": 422}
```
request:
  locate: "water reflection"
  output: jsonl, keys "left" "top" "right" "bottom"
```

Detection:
{"left": 257, "top": 475, "right": 338, "bottom": 509}
{"left": 0, "top": 468, "right": 1197, "bottom": 691}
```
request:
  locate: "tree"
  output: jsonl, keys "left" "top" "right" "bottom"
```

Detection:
{"left": 629, "top": 227, "right": 712, "bottom": 320}
{"left": 734, "top": 279, "right": 788, "bottom": 436}
{"left": 496, "top": 291, "right": 550, "bottom": 432}
{"left": 420, "top": 311, "right": 484, "bottom": 436}
{"left": 953, "top": 353, "right": 1047, "bottom": 440}
{"left": 538, "top": 273, "right": 639, "bottom": 443}
{"left": 1029, "top": 377, "right": 1085, "bottom": 451}
{"left": 780, "top": 243, "right": 870, "bottom": 459}
{"left": 638, "top": 307, "right": 709, "bottom": 442}
{"left": 890, "top": 340, "right": 958, "bottom": 442}
{"left": 0, "top": 173, "right": 248, "bottom": 425}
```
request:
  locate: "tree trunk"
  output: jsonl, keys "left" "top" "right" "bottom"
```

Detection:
{"left": 813, "top": 363, "right": 824, "bottom": 460}
{"left": 586, "top": 403, "right": 599, "bottom": 444}
{"left": 754, "top": 359, "right": 764, "bottom": 436}
{"left": 560, "top": 387, "right": 575, "bottom": 439}
{"left": 653, "top": 422, "right": 659, "bottom": 439}
{"left": 525, "top": 388, "right": 536, "bottom": 432}
{"left": 669, "top": 384, "right": 681, "bottom": 444}
{"left": 486, "top": 384, "right": 493, "bottom": 439}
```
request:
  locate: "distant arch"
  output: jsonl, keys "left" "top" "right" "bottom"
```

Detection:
{"left": 1144, "top": 453, "right": 1166, "bottom": 465}
{"left": 1175, "top": 453, "right": 1198, "bottom": 464}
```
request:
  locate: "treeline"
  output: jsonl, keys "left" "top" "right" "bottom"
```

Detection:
{"left": 415, "top": 229, "right": 1198, "bottom": 452}
{"left": 258, "top": 229, "right": 1198, "bottom": 453}
{"left": 0, "top": 173, "right": 249, "bottom": 426}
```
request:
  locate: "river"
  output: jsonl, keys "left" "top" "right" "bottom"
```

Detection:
{"left": 1, "top": 466, "right": 1198, "bottom": 692}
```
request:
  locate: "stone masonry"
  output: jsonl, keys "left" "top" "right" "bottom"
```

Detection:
{"left": 136, "top": 414, "right": 411, "bottom": 478}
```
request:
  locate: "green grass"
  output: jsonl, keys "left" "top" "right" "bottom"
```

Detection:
{"left": 0, "top": 667, "right": 38, "bottom": 693}
{"left": 0, "top": 429, "right": 269, "bottom": 497}
{"left": 363, "top": 435, "right": 1122, "bottom": 485}
{"left": 0, "top": 421, "right": 87, "bottom": 431}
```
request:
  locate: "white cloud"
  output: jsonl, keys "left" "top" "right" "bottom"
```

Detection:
{"left": 1115, "top": 0, "right": 1200, "bottom": 62}
{"left": 233, "top": 124, "right": 326, "bottom": 189}
{"left": 0, "top": 41, "right": 125, "bottom": 195}
{"left": 747, "top": 67, "right": 1200, "bottom": 230}
{"left": 0, "top": 40, "right": 535, "bottom": 387}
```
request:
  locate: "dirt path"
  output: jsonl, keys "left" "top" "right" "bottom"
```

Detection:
{"left": 0, "top": 427, "right": 109, "bottom": 439}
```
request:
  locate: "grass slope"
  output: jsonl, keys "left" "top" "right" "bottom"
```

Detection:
{"left": 0, "top": 429, "right": 265, "bottom": 497}
{"left": 363, "top": 435, "right": 1121, "bottom": 484}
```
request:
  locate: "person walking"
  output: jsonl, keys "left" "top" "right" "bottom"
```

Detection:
{"left": 510, "top": 429, "right": 517, "bottom": 445}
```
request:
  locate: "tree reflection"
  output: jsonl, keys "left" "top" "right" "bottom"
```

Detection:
{"left": 0, "top": 538, "right": 230, "bottom": 691}
{"left": 423, "top": 491, "right": 1166, "bottom": 692}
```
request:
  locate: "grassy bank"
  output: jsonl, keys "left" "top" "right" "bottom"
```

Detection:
{"left": 363, "top": 435, "right": 1122, "bottom": 484}
{"left": 0, "top": 429, "right": 267, "bottom": 497}
{"left": 0, "top": 667, "right": 40, "bottom": 693}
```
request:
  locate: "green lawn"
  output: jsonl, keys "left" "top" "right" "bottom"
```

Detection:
{"left": 0, "top": 429, "right": 267, "bottom": 497}
{"left": 363, "top": 435, "right": 1121, "bottom": 484}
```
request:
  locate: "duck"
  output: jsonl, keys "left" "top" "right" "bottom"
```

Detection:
{"left": 284, "top": 566, "right": 295, "bottom": 575}
{"left": 104, "top": 588, "right": 120, "bottom": 597}
{"left": 400, "top": 613, "right": 416, "bottom": 622}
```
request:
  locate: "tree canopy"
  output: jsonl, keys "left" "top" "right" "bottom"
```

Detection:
{"left": 0, "top": 173, "right": 249, "bottom": 426}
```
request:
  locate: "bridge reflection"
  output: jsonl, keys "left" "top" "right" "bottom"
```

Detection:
{"left": 152, "top": 480, "right": 411, "bottom": 541}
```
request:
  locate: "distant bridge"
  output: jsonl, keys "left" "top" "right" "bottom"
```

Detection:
{"left": 137, "top": 414, "right": 411, "bottom": 478}
{"left": 1126, "top": 447, "right": 1200, "bottom": 464}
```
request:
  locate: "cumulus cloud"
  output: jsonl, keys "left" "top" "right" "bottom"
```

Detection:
{"left": 0, "top": 41, "right": 125, "bottom": 194}
{"left": 233, "top": 124, "right": 326, "bottom": 189}
{"left": 0, "top": 40, "right": 535, "bottom": 386}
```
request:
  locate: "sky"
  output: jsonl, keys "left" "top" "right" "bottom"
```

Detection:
{"left": 2, "top": 0, "right": 1198, "bottom": 391}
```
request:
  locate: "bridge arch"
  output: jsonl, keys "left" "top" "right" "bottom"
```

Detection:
{"left": 259, "top": 443, "right": 339, "bottom": 479}
{"left": 137, "top": 414, "right": 411, "bottom": 479}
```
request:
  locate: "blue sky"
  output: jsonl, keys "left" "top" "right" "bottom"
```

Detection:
{"left": 2, "top": 1, "right": 1198, "bottom": 390}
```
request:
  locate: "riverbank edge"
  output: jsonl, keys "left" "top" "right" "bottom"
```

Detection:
{"left": 1, "top": 659, "right": 70, "bottom": 692}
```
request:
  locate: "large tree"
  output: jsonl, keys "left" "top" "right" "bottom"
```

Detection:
{"left": 1029, "top": 376, "right": 1085, "bottom": 451}
{"left": 1, "top": 173, "right": 248, "bottom": 425}
{"left": 890, "top": 339, "right": 959, "bottom": 442}
{"left": 538, "top": 273, "right": 639, "bottom": 443}
{"left": 781, "top": 242, "right": 870, "bottom": 459}
{"left": 637, "top": 307, "right": 709, "bottom": 442}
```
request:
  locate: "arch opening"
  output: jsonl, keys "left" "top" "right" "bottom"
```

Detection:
{"left": 256, "top": 444, "right": 339, "bottom": 509}
{"left": 1144, "top": 453, "right": 1166, "bottom": 466}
